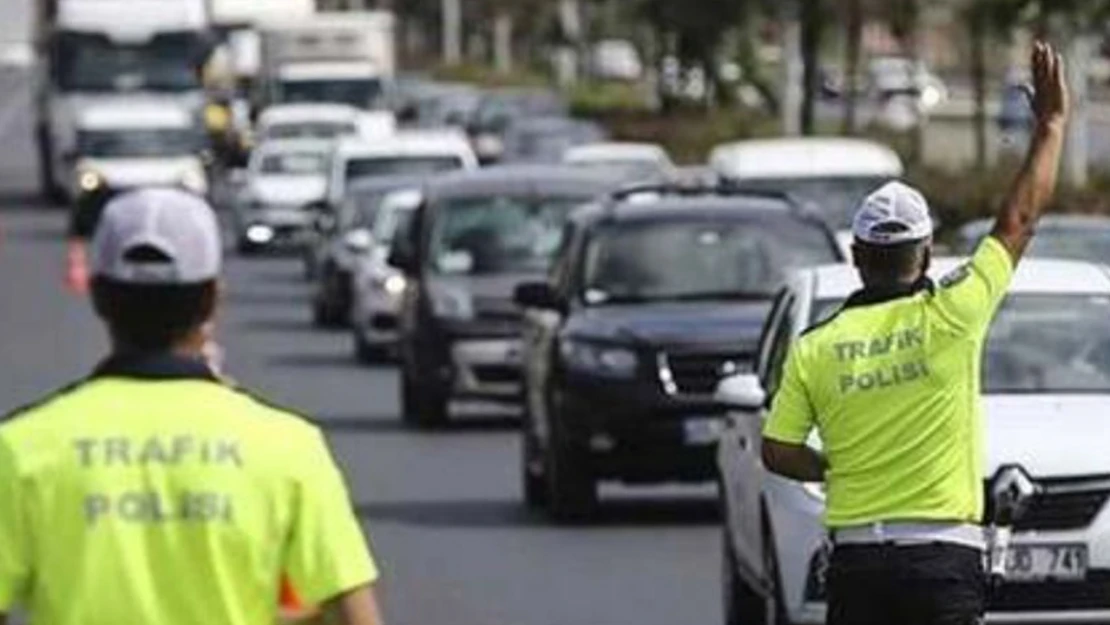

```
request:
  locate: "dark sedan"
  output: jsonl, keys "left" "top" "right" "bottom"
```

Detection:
{"left": 513, "top": 187, "right": 844, "bottom": 520}
{"left": 387, "top": 165, "right": 623, "bottom": 427}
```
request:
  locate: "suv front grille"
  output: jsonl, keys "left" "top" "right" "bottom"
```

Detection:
{"left": 991, "top": 572, "right": 1110, "bottom": 611}
{"left": 659, "top": 350, "right": 752, "bottom": 396}
{"left": 985, "top": 476, "right": 1110, "bottom": 531}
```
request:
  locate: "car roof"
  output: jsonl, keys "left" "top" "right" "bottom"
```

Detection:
{"left": 259, "top": 103, "right": 360, "bottom": 125}
{"left": 254, "top": 138, "right": 334, "bottom": 154}
{"left": 960, "top": 214, "right": 1110, "bottom": 237}
{"left": 335, "top": 130, "right": 472, "bottom": 158}
{"left": 573, "top": 193, "right": 817, "bottom": 227}
{"left": 425, "top": 165, "right": 620, "bottom": 200}
{"left": 563, "top": 142, "right": 669, "bottom": 163}
{"left": 709, "top": 138, "right": 904, "bottom": 179}
{"left": 808, "top": 258, "right": 1110, "bottom": 300}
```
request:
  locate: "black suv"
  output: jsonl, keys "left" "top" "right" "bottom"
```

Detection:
{"left": 513, "top": 185, "right": 844, "bottom": 520}
{"left": 387, "top": 165, "right": 620, "bottom": 427}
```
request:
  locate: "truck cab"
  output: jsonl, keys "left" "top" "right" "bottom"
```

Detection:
{"left": 34, "top": 0, "right": 212, "bottom": 201}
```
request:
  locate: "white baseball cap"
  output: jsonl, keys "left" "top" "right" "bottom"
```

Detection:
{"left": 852, "top": 181, "right": 934, "bottom": 245}
{"left": 90, "top": 188, "right": 222, "bottom": 285}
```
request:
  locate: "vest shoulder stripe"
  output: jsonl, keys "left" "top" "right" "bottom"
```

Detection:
{"left": 1, "top": 378, "right": 91, "bottom": 424}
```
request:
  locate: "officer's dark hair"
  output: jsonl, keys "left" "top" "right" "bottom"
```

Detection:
{"left": 91, "top": 277, "right": 217, "bottom": 351}
{"left": 852, "top": 238, "right": 931, "bottom": 288}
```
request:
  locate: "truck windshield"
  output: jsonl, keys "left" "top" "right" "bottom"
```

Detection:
{"left": 278, "top": 79, "right": 384, "bottom": 109}
{"left": 55, "top": 32, "right": 205, "bottom": 92}
{"left": 78, "top": 129, "right": 202, "bottom": 158}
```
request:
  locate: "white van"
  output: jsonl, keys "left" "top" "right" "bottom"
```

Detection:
{"left": 709, "top": 138, "right": 904, "bottom": 250}
{"left": 72, "top": 97, "right": 208, "bottom": 200}
{"left": 326, "top": 130, "right": 477, "bottom": 209}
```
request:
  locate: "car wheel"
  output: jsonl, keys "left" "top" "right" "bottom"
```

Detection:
{"left": 353, "top": 333, "right": 387, "bottom": 365}
{"left": 545, "top": 398, "right": 596, "bottom": 522}
{"left": 400, "top": 365, "right": 448, "bottom": 428}
{"left": 722, "top": 511, "right": 790, "bottom": 625}
{"left": 236, "top": 238, "right": 259, "bottom": 256}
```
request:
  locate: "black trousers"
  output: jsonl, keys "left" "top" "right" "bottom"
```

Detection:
{"left": 827, "top": 543, "right": 987, "bottom": 625}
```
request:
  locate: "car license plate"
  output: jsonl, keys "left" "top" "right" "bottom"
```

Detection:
{"left": 683, "top": 418, "right": 723, "bottom": 445}
{"left": 1006, "top": 544, "right": 1088, "bottom": 582}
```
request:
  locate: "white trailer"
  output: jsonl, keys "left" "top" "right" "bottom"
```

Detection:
{"left": 258, "top": 12, "right": 396, "bottom": 111}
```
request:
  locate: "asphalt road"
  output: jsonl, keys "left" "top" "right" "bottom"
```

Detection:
{"left": 0, "top": 70, "right": 721, "bottom": 625}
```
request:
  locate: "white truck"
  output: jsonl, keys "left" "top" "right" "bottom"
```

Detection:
{"left": 34, "top": 0, "right": 211, "bottom": 201}
{"left": 257, "top": 12, "right": 396, "bottom": 112}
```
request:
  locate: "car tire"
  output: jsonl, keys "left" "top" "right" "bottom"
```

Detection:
{"left": 400, "top": 366, "right": 448, "bottom": 428}
{"left": 545, "top": 402, "right": 596, "bottom": 522}
{"left": 36, "top": 125, "right": 64, "bottom": 204}
{"left": 236, "top": 238, "right": 259, "bottom": 256}
{"left": 722, "top": 511, "right": 791, "bottom": 625}
{"left": 353, "top": 333, "right": 387, "bottom": 364}
{"left": 312, "top": 296, "right": 345, "bottom": 328}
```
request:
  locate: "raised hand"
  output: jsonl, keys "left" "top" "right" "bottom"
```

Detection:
{"left": 1029, "top": 40, "right": 1069, "bottom": 131}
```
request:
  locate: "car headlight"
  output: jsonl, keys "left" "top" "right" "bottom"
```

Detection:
{"left": 79, "top": 170, "right": 104, "bottom": 193}
{"left": 560, "top": 340, "right": 639, "bottom": 378}
{"left": 382, "top": 274, "right": 406, "bottom": 295}
{"left": 245, "top": 224, "right": 274, "bottom": 244}
{"left": 429, "top": 287, "right": 473, "bottom": 321}
{"left": 180, "top": 168, "right": 208, "bottom": 194}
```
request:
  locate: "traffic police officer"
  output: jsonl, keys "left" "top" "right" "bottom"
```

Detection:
{"left": 0, "top": 188, "right": 384, "bottom": 625}
{"left": 762, "top": 41, "right": 1069, "bottom": 625}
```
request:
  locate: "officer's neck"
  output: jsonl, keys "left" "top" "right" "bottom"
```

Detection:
{"left": 109, "top": 332, "right": 207, "bottom": 362}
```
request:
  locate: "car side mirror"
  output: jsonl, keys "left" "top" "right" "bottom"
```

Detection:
{"left": 343, "top": 228, "right": 374, "bottom": 254}
{"left": 715, "top": 373, "right": 767, "bottom": 411}
{"left": 514, "top": 281, "right": 561, "bottom": 311}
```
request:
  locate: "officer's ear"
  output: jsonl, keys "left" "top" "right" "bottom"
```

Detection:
{"left": 198, "top": 280, "right": 222, "bottom": 324}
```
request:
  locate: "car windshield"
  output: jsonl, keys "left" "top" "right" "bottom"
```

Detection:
{"left": 346, "top": 156, "right": 463, "bottom": 181}
{"left": 264, "top": 122, "right": 355, "bottom": 141}
{"left": 584, "top": 219, "right": 837, "bottom": 304}
{"left": 278, "top": 79, "right": 384, "bottom": 109}
{"left": 55, "top": 32, "right": 204, "bottom": 92}
{"left": 957, "top": 223, "right": 1110, "bottom": 263}
{"left": 811, "top": 294, "right": 1110, "bottom": 393}
{"left": 734, "top": 177, "right": 891, "bottom": 230}
{"left": 258, "top": 151, "right": 328, "bottom": 175}
{"left": 77, "top": 129, "right": 202, "bottom": 158}
{"left": 428, "top": 196, "right": 585, "bottom": 275}
{"left": 372, "top": 204, "right": 416, "bottom": 248}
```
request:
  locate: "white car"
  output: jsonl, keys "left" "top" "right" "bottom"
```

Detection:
{"left": 562, "top": 141, "right": 675, "bottom": 183}
{"left": 708, "top": 138, "right": 903, "bottom": 253}
{"left": 72, "top": 98, "right": 208, "bottom": 200}
{"left": 233, "top": 138, "right": 332, "bottom": 252}
{"left": 255, "top": 103, "right": 391, "bottom": 143}
{"left": 325, "top": 129, "right": 477, "bottom": 209}
{"left": 350, "top": 188, "right": 422, "bottom": 362}
{"left": 717, "top": 257, "right": 1110, "bottom": 625}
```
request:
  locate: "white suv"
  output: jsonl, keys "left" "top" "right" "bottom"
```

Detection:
{"left": 717, "top": 257, "right": 1110, "bottom": 625}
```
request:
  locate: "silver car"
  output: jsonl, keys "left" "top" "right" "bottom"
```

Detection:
{"left": 718, "top": 258, "right": 1110, "bottom": 625}
{"left": 350, "top": 188, "right": 421, "bottom": 362}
